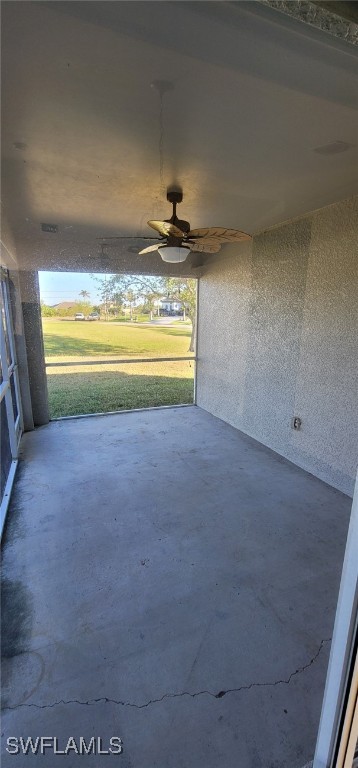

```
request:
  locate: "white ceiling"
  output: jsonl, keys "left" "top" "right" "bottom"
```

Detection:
{"left": 1, "top": 1, "right": 357, "bottom": 272}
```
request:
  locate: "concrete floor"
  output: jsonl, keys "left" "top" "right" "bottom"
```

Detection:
{"left": 1, "top": 406, "right": 352, "bottom": 767}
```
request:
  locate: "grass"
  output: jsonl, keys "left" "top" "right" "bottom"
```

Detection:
{"left": 47, "top": 362, "right": 194, "bottom": 417}
{"left": 43, "top": 320, "right": 192, "bottom": 359}
{"left": 42, "top": 320, "right": 194, "bottom": 417}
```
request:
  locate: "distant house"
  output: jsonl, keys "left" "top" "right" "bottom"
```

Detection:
{"left": 154, "top": 298, "right": 183, "bottom": 315}
{"left": 51, "top": 301, "right": 78, "bottom": 310}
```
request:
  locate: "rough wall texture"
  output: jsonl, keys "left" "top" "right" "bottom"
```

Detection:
{"left": 197, "top": 196, "right": 358, "bottom": 496}
{"left": 19, "top": 271, "right": 49, "bottom": 427}
{"left": 1, "top": 208, "right": 34, "bottom": 431}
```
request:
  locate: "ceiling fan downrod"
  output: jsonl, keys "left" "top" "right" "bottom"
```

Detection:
{"left": 167, "top": 189, "right": 183, "bottom": 225}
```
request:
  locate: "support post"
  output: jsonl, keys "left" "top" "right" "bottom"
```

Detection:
{"left": 19, "top": 270, "right": 49, "bottom": 426}
{"left": 7, "top": 269, "right": 34, "bottom": 431}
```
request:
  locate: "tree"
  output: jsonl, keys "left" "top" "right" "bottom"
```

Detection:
{"left": 58, "top": 302, "right": 91, "bottom": 317}
{"left": 162, "top": 277, "right": 197, "bottom": 351}
{"left": 111, "top": 292, "right": 124, "bottom": 316}
{"left": 79, "top": 290, "right": 90, "bottom": 301}
{"left": 91, "top": 274, "right": 197, "bottom": 350}
{"left": 142, "top": 292, "right": 158, "bottom": 317}
{"left": 125, "top": 289, "right": 136, "bottom": 320}
{"left": 91, "top": 275, "right": 112, "bottom": 320}
{"left": 40, "top": 301, "right": 56, "bottom": 317}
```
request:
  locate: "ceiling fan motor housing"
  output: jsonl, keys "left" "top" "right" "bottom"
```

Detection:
{"left": 166, "top": 234, "right": 185, "bottom": 247}
{"left": 167, "top": 189, "right": 183, "bottom": 205}
{"left": 165, "top": 219, "right": 190, "bottom": 236}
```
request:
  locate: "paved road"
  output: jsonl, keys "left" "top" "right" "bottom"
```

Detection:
{"left": 107, "top": 315, "right": 189, "bottom": 327}
{"left": 149, "top": 315, "right": 186, "bottom": 325}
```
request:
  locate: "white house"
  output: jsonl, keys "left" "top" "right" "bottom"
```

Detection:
{"left": 154, "top": 297, "right": 184, "bottom": 314}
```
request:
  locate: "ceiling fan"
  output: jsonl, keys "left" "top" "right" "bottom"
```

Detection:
{"left": 99, "top": 189, "right": 251, "bottom": 263}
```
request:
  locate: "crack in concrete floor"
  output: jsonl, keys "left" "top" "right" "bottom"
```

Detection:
{"left": 3, "top": 637, "right": 330, "bottom": 713}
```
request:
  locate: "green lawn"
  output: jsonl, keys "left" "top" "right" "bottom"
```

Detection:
{"left": 42, "top": 320, "right": 194, "bottom": 417}
{"left": 43, "top": 319, "right": 192, "bottom": 359}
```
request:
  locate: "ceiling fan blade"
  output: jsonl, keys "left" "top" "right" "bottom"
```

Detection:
{"left": 147, "top": 220, "right": 185, "bottom": 238}
{"left": 138, "top": 244, "right": 160, "bottom": 255}
{"left": 189, "top": 241, "right": 222, "bottom": 254}
{"left": 188, "top": 227, "right": 251, "bottom": 242}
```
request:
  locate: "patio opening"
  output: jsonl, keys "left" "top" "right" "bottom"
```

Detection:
{"left": 39, "top": 271, "right": 197, "bottom": 418}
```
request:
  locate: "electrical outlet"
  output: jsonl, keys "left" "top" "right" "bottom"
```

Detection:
{"left": 291, "top": 416, "right": 302, "bottom": 430}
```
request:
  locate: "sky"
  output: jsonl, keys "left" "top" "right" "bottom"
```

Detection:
{"left": 39, "top": 271, "right": 102, "bottom": 305}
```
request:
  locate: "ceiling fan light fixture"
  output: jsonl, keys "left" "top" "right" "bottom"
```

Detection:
{"left": 158, "top": 245, "right": 190, "bottom": 263}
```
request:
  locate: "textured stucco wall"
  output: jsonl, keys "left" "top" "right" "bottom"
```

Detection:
{"left": 1, "top": 208, "right": 34, "bottom": 430}
{"left": 197, "top": 196, "right": 358, "bottom": 496}
{"left": 19, "top": 271, "right": 50, "bottom": 427}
